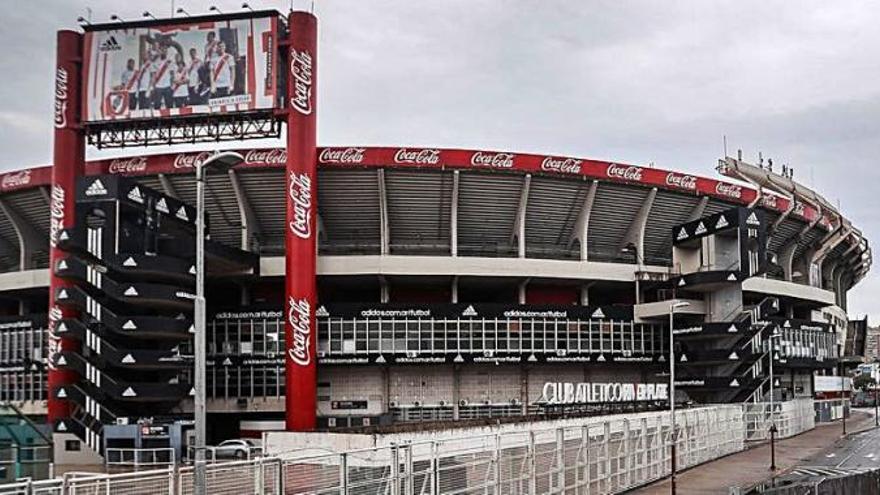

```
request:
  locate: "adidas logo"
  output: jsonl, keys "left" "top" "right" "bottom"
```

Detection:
{"left": 375, "top": 355, "right": 387, "bottom": 364}
{"left": 123, "top": 286, "right": 139, "bottom": 297}
{"left": 176, "top": 206, "right": 189, "bottom": 221}
{"left": 99, "top": 36, "right": 122, "bottom": 52}
{"left": 121, "top": 354, "right": 136, "bottom": 364}
{"left": 127, "top": 186, "right": 144, "bottom": 204}
{"left": 676, "top": 227, "right": 688, "bottom": 241}
{"left": 315, "top": 306, "right": 329, "bottom": 317}
{"left": 123, "top": 256, "right": 137, "bottom": 267}
{"left": 716, "top": 216, "right": 729, "bottom": 229}
{"left": 85, "top": 179, "right": 108, "bottom": 196}
{"left": 729, "top": 378, "right": 740, "bottom": 387}
{"left": 122, "top": 387, "right": 137, "bottom": 397}
{"left": 694, "top": 222, "right": 707, "bottom": 235}
{"left": 462, "top": 305, "right": 478, "bottom": 317}
{"left": 591, "top": 308, "right": 605, "bottom": 319}
{"left": 156, "top": 197, "right": 169, "bottom": 214}
{"left": 746, "top": 212, "right": 760, "bottom": 226}
{"left": 222, "top": 357, "right": 233, "bottom": 366}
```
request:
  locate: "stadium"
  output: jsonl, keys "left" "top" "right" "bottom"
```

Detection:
{"left": 0, "top": 143, "right": 870, "bottom": 461}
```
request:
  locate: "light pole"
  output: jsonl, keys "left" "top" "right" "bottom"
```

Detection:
{"left": 669, "top": 301, "right": 690, "bottom": 495}
{"left": 193, "top": 151, "right": 244, "bottom": 495}
{"left": 767, "top": 330, "right": 782, "bottom": 471}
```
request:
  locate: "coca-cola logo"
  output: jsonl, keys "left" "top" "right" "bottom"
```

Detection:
{"left": 108, "top": 157, "right": 147, "bottom": 174}
{"left": 606, "top": 163, "right": 643, "bottom": 181}
{"left": 288, "top": 297, "right": 312, "bottom": 366}
{"left": 541, "top": 156, "right": 582, "bottom": 174}
{"left": 793, "top": 201, "right": 805, "bottom": 216}
{"left": 245, "top": 148, "right": 287, "bottom": 165}
{"left": 394, "top": 148, "right": 441, "bottom": 165}
{"left": 53, "top": 67, "right": 69, "bottom": 129}
{"left": 761, "top": 194, "right": 778, "bottom": 209}
{"left": 665, "top": 172, "right": 696, "bottom": 190}
{"left": 173, "top": 151, "right": 213, "bottom": 169}
{"left": 319, "top": 148, "right": 365, "bottom": 164}
{"left": 49, "top": 186, "right": 65, "bottom": 248}
{"left": 289, "top": 172, "right": 312, "bottom": 239}
{"left": 290, "top": 48, "right": 313, "bottom": 115}
{"left": 471, "top": 151, "right": 514, "bottom": 169}
{"left": 715, "top": 182, "right": 743, "bottom": 199}
{"left": 0, "top": 170, "right": 31, "bottom": 190}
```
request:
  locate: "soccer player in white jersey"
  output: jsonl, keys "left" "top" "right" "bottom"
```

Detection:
{"left": 210, "top": 41, "right": 235, "bottom": 98}
{"left": 186, "top": 48, "right": 204, "bottom": 105}
{"left": 151, "top": 45, "right": 175, "bottom": 109}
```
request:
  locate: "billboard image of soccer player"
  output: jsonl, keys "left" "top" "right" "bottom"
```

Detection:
{"left": 82, "top": 13, "right": 280, "bottom": 122}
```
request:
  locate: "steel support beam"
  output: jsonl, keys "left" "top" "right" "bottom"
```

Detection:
{"left": 620, "top": 188, "right": 656, "bottom": 258}
{"left": 0, "top": 199, "right": 46, "bottom": 270}
{"left": 686, "top": 196, "right": 709, "bottom": 222}
{"left": 227, "top": 169, "right": 262, "bottom": 251}
{"left": 157, "top": 174, "right": 180, "bottom": 199}
{"left": 451, "top": 171, "right": 459, "bottom": 257}
{"left": 513, "top": 174, "right": 531, "bottom": 258}
{"left": 378, "top": 169, "right": 390, "bottom": 256}
{"left": 571, "top": 181, "right": 598, "bottom": 261}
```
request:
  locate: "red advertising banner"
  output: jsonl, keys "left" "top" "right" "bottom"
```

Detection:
{"left": 284, "top": 11, "right": 318, "bottom": 431}
{"left": 1, "top": 146, "right": 832, "bottom": 230}
{"left": 47, "top": 30, "right": 85, "bottom": 424}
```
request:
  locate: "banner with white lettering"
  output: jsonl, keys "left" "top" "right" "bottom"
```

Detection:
{"left": 48, "top": 30, "right": 85, "bottom": 425}
{"left": 284, "top": 11, "right": 318, "bottom": 432}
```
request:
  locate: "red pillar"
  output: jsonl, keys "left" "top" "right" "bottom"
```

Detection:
{"left": 47, "top": 30, "right": 84, "bottom": 424}
{"left": 284, "top": 11, "right": 318, "bottom": 431}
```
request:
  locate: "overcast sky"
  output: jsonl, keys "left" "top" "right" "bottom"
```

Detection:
{"left": 1, "top": 1, "right": 877, "bottom": 321}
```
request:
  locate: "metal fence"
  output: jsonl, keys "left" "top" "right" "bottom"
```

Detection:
{"left": 0, "top": 402, "right": 814, "bottom": 495}
{"left": 743, "top": 398, "right": 816, "bottom": 442}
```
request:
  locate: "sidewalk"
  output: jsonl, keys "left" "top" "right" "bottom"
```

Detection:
{"left": 630, "top": 411, "right": 876, "bottom": 494}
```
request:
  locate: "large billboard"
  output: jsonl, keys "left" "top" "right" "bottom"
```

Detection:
{"left": 82, "top": 13, "right": 279, "bottom": 122}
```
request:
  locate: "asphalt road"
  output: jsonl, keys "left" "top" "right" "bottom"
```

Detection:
{"left": 781, "top": 408, "right": 880, "bottom": 481}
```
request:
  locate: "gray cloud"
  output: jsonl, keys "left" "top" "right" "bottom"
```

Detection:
{"left": 0, "top": 0, "right": 876, "bottom": 320}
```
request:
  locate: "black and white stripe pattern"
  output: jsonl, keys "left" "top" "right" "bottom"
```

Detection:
{"left": 85, "top": 329, "right": 103, "bottom": 355}
{"left": 84, "top": 361, "right": 102, "bottom": 388}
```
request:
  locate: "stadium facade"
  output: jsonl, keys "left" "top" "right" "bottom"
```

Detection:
{"left": 0, "top": 144, "right": 870, "bottom": 458}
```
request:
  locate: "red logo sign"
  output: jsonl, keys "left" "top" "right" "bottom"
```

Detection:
{"left": 172, "top": 152, "right": 213, "bottom": 170}
{"left": 541, "top": 156, "right": 582, "bottom": 174}
{"left": 53, "top": 67, "right": 69, "bottom": 129}
{"left": 606, "top": 163, "right": 643, "bottom": 181}
{"left": 49, "top": 186, "right": 65, "bottom": 248}
{"left": 288, "top": 297, "right": 312, "bottom": 366}
{"left": 288, "top": 172, "right": 312, "bottom": 239}
{"left": 245, "top": 148, "right": 288, "bottom": 165}
{"left": 290, "top": 49, "right": 313, "bottom": 115}
{"left": 318, "top": 148, "right": 365, "bottom": 164}
{"left": 108, "top": 157, "right": 147, "bottom": 174}
{"left": 394, "top": 148, "right": 441, "bottom": 165}
{"left": 471, "top": 151, "right": 514, "bottom": 169}
{"left": 0, "top": 170, "right": 32, "bottom": 190}
{"left": 665, "top": 172, "right": 697, "bottom": 190}
{"left": 715, "top": 182, "right": 743, "bottom": 199}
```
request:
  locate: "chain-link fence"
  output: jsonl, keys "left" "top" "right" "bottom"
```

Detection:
{"left": 0, "top": 402, "right": 818, "bottom": 495}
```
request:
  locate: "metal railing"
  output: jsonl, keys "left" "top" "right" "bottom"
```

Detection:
{"left": 0, "top": 401, "right": 819, "bottom": 495}
{"left": 105, "top": 448, "right": 176, "bottom": 471}
{"left": 742, "top": 398, "right": 815, "bottom": 442}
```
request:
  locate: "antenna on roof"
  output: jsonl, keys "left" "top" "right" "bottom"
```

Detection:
{"left": 737, "top": 149, "right": 742, "bottom": 161}
{"left": 723, "top": 135, "right": 728, "bottom": 157}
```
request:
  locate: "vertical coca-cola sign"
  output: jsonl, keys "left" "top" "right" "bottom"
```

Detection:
{"left": 285, "top": 11, "right": 318, "bottom": 431}
{"left": 48, "top": 31, "right": 84, "bottom": 425}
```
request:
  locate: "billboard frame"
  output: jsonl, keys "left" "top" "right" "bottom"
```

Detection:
{"left": 81, "top": 10, "right": 286, "bottom": 148}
